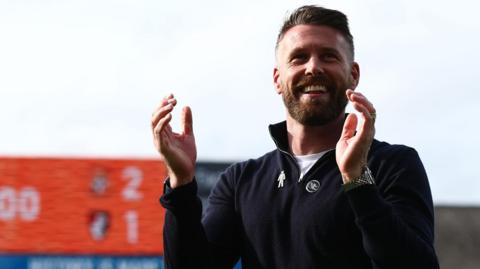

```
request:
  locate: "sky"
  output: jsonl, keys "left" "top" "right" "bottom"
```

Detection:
{"left": 0, "top": 0, "right": 478, "bottom": 205}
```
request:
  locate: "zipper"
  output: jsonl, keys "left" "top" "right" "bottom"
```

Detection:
{"left": 269, "top": 132, "right": 301, "bottom": 180}
{"left": 270, "top": 130, "right": 335, "bottom": 183}
{"left": 299, "top": 149, "right": 335, "bottom": 182}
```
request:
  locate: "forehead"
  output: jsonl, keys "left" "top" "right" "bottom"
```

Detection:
{"left": 277, "top": 24, "right": 349, "bottom": 56}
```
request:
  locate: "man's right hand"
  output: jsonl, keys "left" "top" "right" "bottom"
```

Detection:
{"left": 151, "top": 94, "right": 197, "bottom": 189}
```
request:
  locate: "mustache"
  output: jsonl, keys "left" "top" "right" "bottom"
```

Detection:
{"left": 294, "top": 75, "right": 331, "bottom": 90}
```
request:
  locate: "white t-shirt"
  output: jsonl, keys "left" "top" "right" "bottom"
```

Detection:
{"left": 294, "top": 149, "right": 332, "bottom": 181}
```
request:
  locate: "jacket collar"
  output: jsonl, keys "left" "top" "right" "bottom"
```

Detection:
{"left": 268, "top": 115, "right": 350, "bottom": 155}
{"left": 268, "top": 121, "right": 291, "bottom": 154}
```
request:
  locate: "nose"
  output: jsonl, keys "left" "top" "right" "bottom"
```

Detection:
{"left": 305, "top": 56, "right": 323, "bottom": 76}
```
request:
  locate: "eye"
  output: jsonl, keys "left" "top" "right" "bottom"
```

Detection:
{"left": 290, "top": 53, "right": 308, "bottom": 64}
{"left": 322, "top": 52, "right": 339, "bottom": 62}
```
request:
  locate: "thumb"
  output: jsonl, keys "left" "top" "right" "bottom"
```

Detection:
{"left": 180, "top": 106, "right": 194, "bottom": 135}
{"left": 340, "top": 113, "right": 357, "bottom": 140}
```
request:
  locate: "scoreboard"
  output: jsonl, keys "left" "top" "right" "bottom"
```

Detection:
{"left": 0, "top": 157, "right": 167, "bottom": 255}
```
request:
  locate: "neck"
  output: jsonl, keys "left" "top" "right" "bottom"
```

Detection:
{"left": 286, "top": 113, "right": 345, "bottom": 156}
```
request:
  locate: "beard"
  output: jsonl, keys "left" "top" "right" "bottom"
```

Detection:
{"left": 281, "top": 74, "right": 349, "bottom": 126}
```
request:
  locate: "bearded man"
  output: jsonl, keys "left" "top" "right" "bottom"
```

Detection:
{"left": 151, "top": 5, "right": 439, "bottom": 269}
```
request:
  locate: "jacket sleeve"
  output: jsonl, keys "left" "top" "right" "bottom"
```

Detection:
{"left": 345, "top": 147, "right": 439, "bottom": 269}
{"left": 160, "top": 169, "right": 241, "bottom": 269}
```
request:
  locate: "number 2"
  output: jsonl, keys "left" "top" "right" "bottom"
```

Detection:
{"left": 121, "top": 166, "right": 143, "bottom": 201}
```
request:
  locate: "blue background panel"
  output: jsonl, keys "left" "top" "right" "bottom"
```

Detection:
{"left": 0, "top": 254, "right": 242, "bottom": 269}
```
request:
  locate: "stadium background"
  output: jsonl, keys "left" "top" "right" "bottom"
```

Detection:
{"left": 1, "top": 0, "right": 479, "bottom": 268}
{"left": 0, "top": 157, "right": 239, "bottom": 269}
{"left": 1, "top": 157, "right": 478, "bottom": 269}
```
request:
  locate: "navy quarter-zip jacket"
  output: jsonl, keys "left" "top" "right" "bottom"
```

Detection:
{"left": 160, "top": 121, "right": 439, "bottom": 269}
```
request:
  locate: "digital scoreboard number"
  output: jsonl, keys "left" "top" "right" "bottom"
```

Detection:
{"left": 0, "top": 157, "right": 167, "bottom": 255}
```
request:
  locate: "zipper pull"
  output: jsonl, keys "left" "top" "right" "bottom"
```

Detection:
{"left": 277, "top": 171, "right": 286, "bottom": 188}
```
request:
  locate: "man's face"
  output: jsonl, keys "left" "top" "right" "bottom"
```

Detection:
{"left": 273, "top": 24, "right": 359, "bottom": 126}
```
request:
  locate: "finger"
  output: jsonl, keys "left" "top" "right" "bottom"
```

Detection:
{"left": 180, "top": 106, "right": 194, "bottom": 135}
{"left": 151, "top": 93, "right": 177, "bottom": 125}
{"left": 348, "top": 90, "right": 376, "bottom": 122}
{"left": 151, "top": 103, "right": 175, "bottom": 130}
{"left": 340, "top": 113, "right": 357, "bottom": 140}
{"left": 351, "top": 102, "right": 375, "bottom": 125}
{"left": 351, "top": 103, "right": 376, "bottom": 139}
{"left": 348, "top": 92, "right": 374, "bottom": 112}
{"left": 154, "top": 94, "right": 177, "bottom": 113}
{"left": 166, "top": 97, "right": 177, "bottom": 106}
{"left": 164, "top": 93, "right": 173, "bottom": 100}
{"left": 347, "top": 90, "right": 375, "bottom": 114}
{"left": 163, "top": 93, "right": 174, "bottom": 103}
{"left": 153, "top": 113, "right": 172, "bottom": 137}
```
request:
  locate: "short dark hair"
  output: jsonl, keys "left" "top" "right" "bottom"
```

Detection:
{"left": 276, "top": 5, "right": 355, "bottom": 60}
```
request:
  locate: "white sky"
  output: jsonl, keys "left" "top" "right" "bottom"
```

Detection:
{"left": 0, "top": 0, "right": 479, "bottom": 205}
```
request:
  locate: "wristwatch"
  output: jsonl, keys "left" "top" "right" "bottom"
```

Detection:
{"left": 342, "top": 166, "right": 375, "bottom": 191}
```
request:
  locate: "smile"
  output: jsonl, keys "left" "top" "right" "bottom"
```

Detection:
{"left": 303, "top": 85, "right": 327, "bottom": 94}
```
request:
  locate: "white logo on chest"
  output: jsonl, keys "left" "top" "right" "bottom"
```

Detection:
{"left": 305, "top": 180, "right": 321, "bottom": 193}
{"left": 277, "top": 171, "right": 286, "bottom": 188}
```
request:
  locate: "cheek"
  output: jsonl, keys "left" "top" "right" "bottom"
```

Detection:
{"left": 286, "top": 69, "right": 303, "bottom": 85}
{"left": 328, "top": 68, "right": 350, "bottom": 85}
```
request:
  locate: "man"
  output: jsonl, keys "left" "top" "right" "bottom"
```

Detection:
{"left": 151, "top": 5, "right": 439, "bottom": 269}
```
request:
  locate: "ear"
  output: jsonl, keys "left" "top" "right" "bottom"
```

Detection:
{"left": 273, "top": 66, "right": 282, "bottom": 94}
{"left": 349, "top": 62, "right": 360, "bottom": 90}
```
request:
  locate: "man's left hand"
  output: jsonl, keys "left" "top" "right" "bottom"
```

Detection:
{"left": 336, "top": 89, "right": 376, "bottom": 183}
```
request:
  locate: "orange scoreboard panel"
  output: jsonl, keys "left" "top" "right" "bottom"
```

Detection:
{"left": 0, "top": 157, "right": 167, "bottom": 255}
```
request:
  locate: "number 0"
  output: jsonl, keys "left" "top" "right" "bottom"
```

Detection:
{"left": 0, "top": 187, "right": 16, "bottom": 221}
{"left": 18, "top": 187, "right": 40, "bottom": 221}
{"left": 0, "top": 186, "right": 40, "bottom": 221}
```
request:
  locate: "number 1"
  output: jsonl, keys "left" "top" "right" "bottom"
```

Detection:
{"left": 124, "top": 210, "right": 138, "bottom": 244}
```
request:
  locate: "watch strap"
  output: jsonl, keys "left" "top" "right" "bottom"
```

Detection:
{"left": 342, "top": 166, "right": 375, "bottom": 192}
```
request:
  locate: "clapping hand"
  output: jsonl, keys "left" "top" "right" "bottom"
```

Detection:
{"left": 336, "top": 90, "right": 376, "bottom": 183}
{"left": 151, "top": 94, "right": 197, "bottom": 188}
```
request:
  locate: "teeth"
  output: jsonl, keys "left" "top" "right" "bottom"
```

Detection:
{"left": 304, "top": 85, "right": 327, "bottom": 93}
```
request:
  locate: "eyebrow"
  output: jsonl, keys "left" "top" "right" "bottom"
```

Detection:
{"left": 321, "top": 47, "right": 341, "bottom": 55}
{"left": 287, "top": 46, "right": 341, "bottom": 59}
